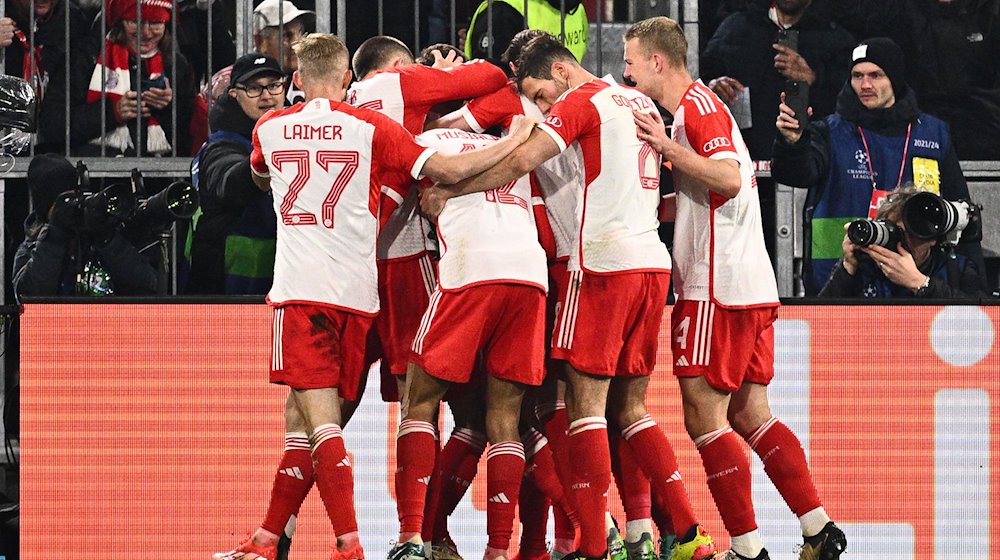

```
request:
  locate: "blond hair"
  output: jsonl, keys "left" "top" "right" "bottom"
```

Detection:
{"left": 292, "top": 33, "right": 349, "bottom": 85}
{"left": 624, "top": 16, "right": 688, "bottom": 68}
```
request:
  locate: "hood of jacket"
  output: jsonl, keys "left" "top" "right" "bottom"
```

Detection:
{"left": 208, "top": 94, "right": 258, "bottom": 137}
{"left": 835, "top": 79, "right": 921, "bottom": 134}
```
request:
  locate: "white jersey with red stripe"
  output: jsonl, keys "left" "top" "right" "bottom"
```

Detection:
{"left": 536, "top": 76, "right": 670, "bottom": 274}
{"left": 670, "top": 80, "right": 779, "bottom": 308}
{"left": 460, "top": 80, "right": 581, "bottom": 261}
{"left": 250, "top": 98, "right": 435, "bottom": 313}
{"left": 416, "top": 128, "right": 547, "bottom": 291}
{"left": 347, "top": 61, "right": 507, "bottom": 261}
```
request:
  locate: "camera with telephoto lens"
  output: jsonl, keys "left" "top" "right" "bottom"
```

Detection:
{"left": 902, "top": 191, "right": 983, "bottom": 246}
{"left": 57, "top": 164, "right": 199, "bottom": 244}
{"left": 847, "top": 218, "right": 902, "bottom": 248}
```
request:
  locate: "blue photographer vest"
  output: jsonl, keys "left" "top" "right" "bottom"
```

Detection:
{"left": 808, "top": 112, "right": 951, "bottom": 290}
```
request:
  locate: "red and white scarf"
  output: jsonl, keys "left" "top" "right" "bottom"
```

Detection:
{"left": 87, "top": 39, "right": 171, "bottom": 154}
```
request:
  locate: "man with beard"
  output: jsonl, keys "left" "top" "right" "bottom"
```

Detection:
{"left": 772, "top": 36, "right": 986, "bottom": 294}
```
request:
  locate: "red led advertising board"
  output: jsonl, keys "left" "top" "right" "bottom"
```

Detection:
{"left": 19, "top": 303, "right": 1000, "bottom": 559}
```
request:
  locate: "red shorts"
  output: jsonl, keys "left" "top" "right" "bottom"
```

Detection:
{"left": 411, "top": 284, "right": 546, "bottom": 386}
{"left": 375, "top": 253, "right": 437, "bottom": 377}
{"left": 670, "top": 300, "right": 778, "bottom": 393}
{"left": 269, "top": 304, "right": 374, "bottom": 400}
{"left": 551, "top": 270, "right": 670, "bottom": 376}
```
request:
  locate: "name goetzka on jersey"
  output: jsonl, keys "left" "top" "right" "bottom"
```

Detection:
{"left": 416, "top": 128, "right": 548, "bottom": 292}
{"left": 534, "top": 77, "right": 671, "bottom": 274}
{"left": 249, "top": 99, "right": 434, "bottom": 312}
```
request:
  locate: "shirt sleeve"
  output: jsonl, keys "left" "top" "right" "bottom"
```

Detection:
{"left": 370, "top": 111, "right": 437, "bottom": 180}
{"left": 464, "top": 82, "right": 521, "bottom": 132}
{"left": 682, "top": 98, "right": 739, "bottom": 161}
{"left": 537, "top": 91, "right": 597, "bottom": 152}
{"left": 402, "top": 62, "right": 508, "bottom": 109}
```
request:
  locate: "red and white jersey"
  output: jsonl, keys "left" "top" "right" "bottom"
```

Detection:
{"left": 348, "top": 61, "right": 506, "bottom": 261}
{"left": 460, "top": 81, "right": 582, "bottom": 260}
{"left": 417, "top": 128, "right": 547, "bottom": 292}
{"left": 536, "top": 77, "right": 670, "bottom": 274}
{"left": 670, "top": 80, "right": 779, "bottom": 308}
{"left": 346, "top": 61, "right": 507, "bottom": 135}
{"left": 250, "top": 98, "right": 435, "bottom": 313}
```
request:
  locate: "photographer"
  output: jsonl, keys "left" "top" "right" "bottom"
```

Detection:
{"left": 819, "top": 183, "right": 988, "bottom": 298}
{"left": 12, "top": 154, "right": 159, "bottom": 299}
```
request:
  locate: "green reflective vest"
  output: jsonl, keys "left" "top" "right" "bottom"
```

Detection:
{"left": 466, "top": 0, "right": 589, "bottom": 62}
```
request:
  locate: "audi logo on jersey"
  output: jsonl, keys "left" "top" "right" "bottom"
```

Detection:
{"left": 544, "top": 115, "right": 563, "bottom": 128}
{"left": 703, "top": 136, "right": 732, "bottom": 152}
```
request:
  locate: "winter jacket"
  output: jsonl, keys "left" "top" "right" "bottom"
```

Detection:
{"left": 772, "top": 82, "right": 986, "bottom": 293}
{"left": 700, "top": 4, "right": 856, "bottom": 159}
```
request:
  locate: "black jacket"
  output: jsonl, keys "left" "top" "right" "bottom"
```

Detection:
{"left": 13, "top": 214, "right": 158, "bottom": 299}
{"left": 3, "top": 0, "right": 97, "bottom": 154}
{"left": 819, "top": 248, "right": 989, "bottom": 298}
{"left": 699, "top": 4, "right": 856, "bottom": 159}
{"left": 186, "top": 94, "right": 274, "bottom": 295}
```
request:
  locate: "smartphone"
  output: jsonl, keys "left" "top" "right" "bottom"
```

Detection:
{"left": 784, "top": 79, "right": 810, "bottom": 131}
{"left": 139, "top": 75, "right": 167, "bottom": 90}
{"left": 776, "top": 28, "right": 799, "bottom": 52}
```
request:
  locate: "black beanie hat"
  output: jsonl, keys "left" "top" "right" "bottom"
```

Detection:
{"left": 851, "top": 37, "right": 907, "bottom": 97}
{"left": 27, "top": 154, "right": 78, "bottom": 215}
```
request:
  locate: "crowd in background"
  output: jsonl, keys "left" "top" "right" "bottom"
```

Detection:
{"left": 2, "top": 0, "right": 999, "bottom": 301}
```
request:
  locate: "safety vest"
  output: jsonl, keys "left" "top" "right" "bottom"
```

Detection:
{"left": 466, "top": 0, "right": 589, "bottom": 62}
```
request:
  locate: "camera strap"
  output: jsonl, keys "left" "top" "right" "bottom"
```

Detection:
{"left": 858, "top": 123, "right": 912, "bottom": 193}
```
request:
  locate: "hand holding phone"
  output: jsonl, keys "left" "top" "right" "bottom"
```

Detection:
{"left": 783, "top": 80, "right": 810, "bottom": 132}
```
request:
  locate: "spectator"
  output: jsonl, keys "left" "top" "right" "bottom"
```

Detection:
{"left": 822, "top": 0, "right": 1000, "bottom": 159}
{"left": 187, "top": 53, "right": 284, "bottom": 295}
{"left": 175, "top": 0, "right": 237, "bottom": 87}
{"left": 190, "top": 0, "right": 314, "bottom": 150}
{"left": 13, "top": 154, "right": 158, "bottom": 299}
{"left": 0, "top": 0, "right": 98, "bottom": 154}
{"left": 819, "top": 183, "right": 989, "bottom": 297}
{"left": 700, "top": 0, "right": 855, "bottom": 263}
{"left": 772, "top": 36, "right": 985, "bottom": 294}
{"left": 464, "top": 0, "right": 588, "bottom": 67}
{"left": 75, "top": 0, "right": 196, "bottom": 157}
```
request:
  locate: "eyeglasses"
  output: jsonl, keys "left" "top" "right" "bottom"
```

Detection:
{"left": 123, "top": 20, "right": 167, "bottom": 31}
{"left": 235, "top": 80, "right": 285, "bottom": 98}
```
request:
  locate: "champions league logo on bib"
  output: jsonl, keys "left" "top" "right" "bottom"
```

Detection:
{"left": 849, "top": 148, "right": 873, "bottom": 181}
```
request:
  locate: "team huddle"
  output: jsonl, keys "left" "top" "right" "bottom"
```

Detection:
{"left": 214, "top": 15, "right": 847, "bottom": 560}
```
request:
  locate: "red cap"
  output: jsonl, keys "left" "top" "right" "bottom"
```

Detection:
{"left": 106, "top": 0, "right": 173, "bottom": 28}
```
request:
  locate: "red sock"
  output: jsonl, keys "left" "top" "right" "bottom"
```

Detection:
{"left": 542, "top": 403, "right": 577, "bottom": 542}
{"left": 747, "top": 417, "right": 822, "bottom": 516}
{"left": 568, "top": 417, "right": 611, "bottom": 557}
{"left": 486, "top": 441, "right": 526, "bottom": 550}
{"left": 518, "top": 474, "right": 551, "bottom": 554}
{"left": 524, "top": 429, "right": 580, "bottom": 528}
{"left": 311, "top": 424, "right": 357, "bottom": 535}
{"left": 261, "top": 432, "right": 315, "bottom": 535}
{"left": 611, "top": 432, "right": 651, "bottom": 523}
{"left": 695, "top": 426, "right": 756, "bottom": 536}
{"left": 622, "top": 415, "right": 697, "bottom": 536}
{"left": 396, "top": 419, "right": 437, "bottom": 535}
{"left": 432, "top": 428, "right": 487, "bottom": 540}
